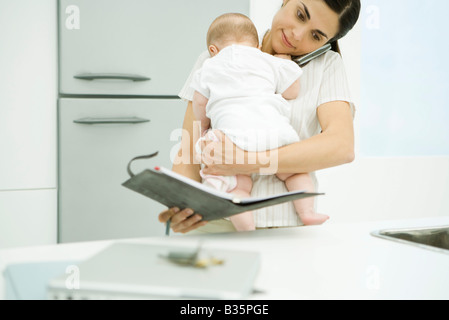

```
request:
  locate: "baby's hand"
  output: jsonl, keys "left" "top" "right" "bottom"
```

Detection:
{"left": 274, "top": 54, "right": 292, "bottom": 60}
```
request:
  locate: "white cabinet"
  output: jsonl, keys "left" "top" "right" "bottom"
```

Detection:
{"left": 57, "top": 0, "right": 250, "bottom": 243}
{"left": 58, "top": 0, "right": 249, "bottom": 96}
{"left": 58, "top": 98, "right": 186, "bottom": 242}
{"left": 0, "top": 190, "right": 57, "bottom": 249}
{"left": 0, "top": 0, "right": 57, "bottom": 248}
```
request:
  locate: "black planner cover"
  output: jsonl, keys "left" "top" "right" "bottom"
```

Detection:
{"left": 122, "top": 153, "right": 323, "bottom": 221}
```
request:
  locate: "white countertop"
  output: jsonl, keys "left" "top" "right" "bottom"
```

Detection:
{"left": 1, "top": 216, "right": 448, "bottom": 300}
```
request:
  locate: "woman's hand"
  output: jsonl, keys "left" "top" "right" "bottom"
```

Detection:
{"left": 158, "top": 207, "right": 207, "bottom": 234}
{"left": 196, "top": 130, "right": 262, "bottom": 176}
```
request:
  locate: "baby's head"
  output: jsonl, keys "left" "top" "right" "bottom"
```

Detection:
{"left": 206, "top": 13, "right": 259, "bottom": 57}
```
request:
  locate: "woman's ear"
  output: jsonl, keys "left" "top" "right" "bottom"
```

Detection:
{"left": 208, "top": 45, "right": 219, "bottom": 57}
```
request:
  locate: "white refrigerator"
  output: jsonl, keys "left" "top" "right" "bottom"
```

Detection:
{"left": 58, "top": 0, "right": 250, "bottom": 242}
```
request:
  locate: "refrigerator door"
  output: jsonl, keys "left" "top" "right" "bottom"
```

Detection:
{"left": 58, "top": 98, "right": 186, "bottom": 242}
{"left": 58, "top": 0, "right": 250, "bottom": 96}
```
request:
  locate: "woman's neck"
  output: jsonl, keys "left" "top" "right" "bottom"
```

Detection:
{"left": 261, "top": 30, "right": 275, "bottom": 55}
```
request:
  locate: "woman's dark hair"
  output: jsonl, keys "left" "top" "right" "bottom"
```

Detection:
{"left": 325, "top": 0, "right": 361, "bottom": 53}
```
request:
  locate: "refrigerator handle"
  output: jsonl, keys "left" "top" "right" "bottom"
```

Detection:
{"left": 73, "top": 117, "right": 150, "bottom": 124}
{"left": 74, "top": 73, "right": 151, "bottom": 82}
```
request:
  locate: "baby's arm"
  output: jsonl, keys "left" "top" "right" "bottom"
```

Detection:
{"left": 281, "top": 79, "right": 300, "bottom": 100}
{"left": 192, "top": 91, "right": 211, "bottom": 135}
{"left": 274, "top": 54, "right": 301, "bottom": 100}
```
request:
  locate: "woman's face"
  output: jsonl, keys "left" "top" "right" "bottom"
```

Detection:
{"left": 270, "top": 0, "right": 340, "bottom": 56}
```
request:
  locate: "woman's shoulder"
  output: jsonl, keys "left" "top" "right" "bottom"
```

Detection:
{"left": 315, "top": 50, "right": 343, "bottom": 65}
{"left": 191, "top": 50, "right": 211, "bottom": 71}
{"left": 198, "top": 50, "right": 211, "bottom": 61}
{"left": 304, "top": 49, "right": 345, "bottom": 75}
{"left": 178, "top": 50, "right": 210, "bottom": 102}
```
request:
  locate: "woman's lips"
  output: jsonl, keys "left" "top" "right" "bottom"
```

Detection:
{"left": 281, "top": 30, "right": 295, "bottom": 49}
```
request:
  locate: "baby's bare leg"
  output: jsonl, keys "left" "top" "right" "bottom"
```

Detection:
{"left": 276, "top": 173, "right": 329, "bottom": 225}
{"left": 229, "top": 174, "right": 255, "bottom": 231}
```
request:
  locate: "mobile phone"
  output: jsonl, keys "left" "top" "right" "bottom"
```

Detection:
{"left": 293, "top": 43, "right": 332, "bottom": 67}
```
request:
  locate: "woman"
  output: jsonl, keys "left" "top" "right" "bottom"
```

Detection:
{"left": 159, "top": 0, "right": 361, "bottom": 233}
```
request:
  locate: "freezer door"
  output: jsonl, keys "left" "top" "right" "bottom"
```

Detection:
{"left": 58, "top": 98, "right": 187, "bottom": 242}
{"left": 58, "top": 0, "right": 250, "bottom": 96}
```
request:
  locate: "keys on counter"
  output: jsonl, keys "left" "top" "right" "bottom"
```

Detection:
{"left": 159, "top": 242, "right": 224, "bottom": 268}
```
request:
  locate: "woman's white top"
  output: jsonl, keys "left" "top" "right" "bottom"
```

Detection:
{"left": 190, "top": 44, "right": 303, "bottom": 152}
{"left": 179, "top": 49, "right": 355, "bottom": 227}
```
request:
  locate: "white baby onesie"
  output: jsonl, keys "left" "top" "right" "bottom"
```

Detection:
{"left": 190, "top": 44, "right": 303, "bottom": 152}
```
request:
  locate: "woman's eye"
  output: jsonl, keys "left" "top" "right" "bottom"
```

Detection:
{"left": 297, "top": 10, "right": 305, "bottom": 21}
{"left": 312, "top": 32, "right": 321, "bottom": 41}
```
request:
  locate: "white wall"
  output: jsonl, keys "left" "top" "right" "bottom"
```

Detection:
{"left": 0, "top": 0, "right": 57, "bottom": 190}
{"left": 251, "top": 0, "right": 449, "bottom": 223}
{"left": 0, "top": 0, "right": 58, "bottom": 248}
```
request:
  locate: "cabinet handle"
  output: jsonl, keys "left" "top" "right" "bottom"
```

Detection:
{"left": 74, "top": 73, "right": 151, "bottom": 82}
{"left": 73, "top": 117, "right": 150, "bottom": 124}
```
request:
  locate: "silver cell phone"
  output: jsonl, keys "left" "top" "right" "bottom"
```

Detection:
{"left": 293, "top": 43, "right": 332, "bottom": 67}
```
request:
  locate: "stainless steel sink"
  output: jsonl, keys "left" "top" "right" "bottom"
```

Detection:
{"left": 371, "top": 225, "right": 449, "bottom": 255}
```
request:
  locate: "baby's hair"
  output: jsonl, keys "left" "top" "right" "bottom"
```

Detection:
{"left": 207, "top": 13, "right": 259, "bottom": 48}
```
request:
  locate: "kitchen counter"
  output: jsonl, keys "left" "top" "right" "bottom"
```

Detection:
{"left": 1, "top": 216, "right": 448, "bottom": 300}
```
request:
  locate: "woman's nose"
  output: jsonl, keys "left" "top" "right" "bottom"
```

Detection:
{"left": 292, "top": 28, "right": 305, "bottom": 42}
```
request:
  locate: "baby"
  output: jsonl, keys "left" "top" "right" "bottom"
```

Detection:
{"left": 191, "top": 13, "right": 329, "bottom": 231}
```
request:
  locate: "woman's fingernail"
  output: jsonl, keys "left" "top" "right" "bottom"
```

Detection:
{"left": 172, "top": 207, "right": 180, "bottom": 213}
{"left": 185, "top": 209, "right": 193, "bottom": 215}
